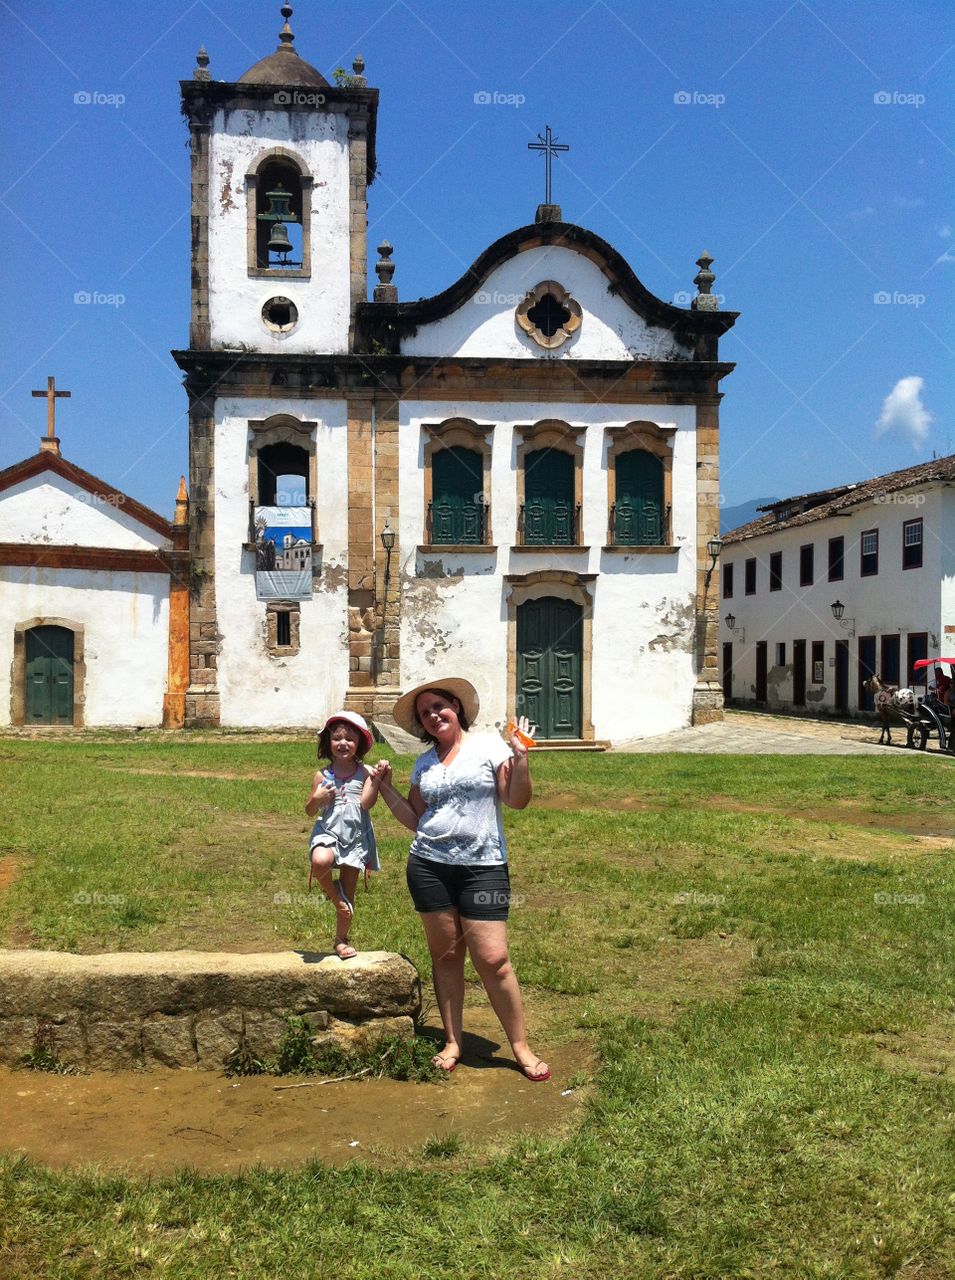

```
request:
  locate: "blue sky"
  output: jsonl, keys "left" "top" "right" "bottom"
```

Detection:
{"left": 1, "top": 0, "right": 951, "bottom": 517}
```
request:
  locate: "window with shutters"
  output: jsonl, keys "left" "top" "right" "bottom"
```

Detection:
{"left": 515, "top": 421, "right": 584, "bottom": 550}
{"left": 769, "top": 551, "right": 782, "bottom": 591}
{"left": 611, "top": 450, "right": 665, "bottom": 545}
{"left": 422, "top": 419, "right": 493, "bottom": 548}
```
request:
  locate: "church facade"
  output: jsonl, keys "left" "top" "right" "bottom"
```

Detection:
{"left": 172, "top": 9, "right": 738, "bottom": 741}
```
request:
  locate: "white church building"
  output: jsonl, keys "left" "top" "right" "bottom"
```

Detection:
{"left": 171, "top": 6, "right": 738, "bottom": 740}
{"left": 1, "top": 6, "right": 739, "bottom": 739}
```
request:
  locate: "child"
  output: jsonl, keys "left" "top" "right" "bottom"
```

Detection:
{"left": 306, "top": 711, "right": 381, "bottom": 959}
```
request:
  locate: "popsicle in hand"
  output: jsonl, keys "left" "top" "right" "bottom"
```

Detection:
{"left": 507, "top": 718, "right": 537, "bottom": 748}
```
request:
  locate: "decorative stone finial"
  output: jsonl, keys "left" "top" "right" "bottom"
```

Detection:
{"left": 374, "top": 241, "right": 398, "bottom": 302}
{"left": 691, "top": 251, "right": 719, "bottom": 311}
{"left": 278, "top": 3, "right": 294, "bottom": 47}
{"left": 352, "top": 54, "right": 366, "bottom": 85}
{"left": 174, "top": 477, "right": 189, "bottom": 526}
{"left": 535, "top": 203, "right": 562, "bottom": 224}
{"left": 194, "top": 46, "right": 210, "bottom": 81}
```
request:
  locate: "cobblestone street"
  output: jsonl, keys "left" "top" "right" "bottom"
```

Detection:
{"left": 615, "top": 709, "right": 949, "bottom": 756}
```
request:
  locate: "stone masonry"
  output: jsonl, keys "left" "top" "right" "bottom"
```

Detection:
{"left": 0, "top": 950, "right": 421, "bottom": 1072}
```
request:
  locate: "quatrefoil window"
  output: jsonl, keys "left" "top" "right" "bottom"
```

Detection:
{"left": 516, "top": 280, "right": 582, "bottom": 350}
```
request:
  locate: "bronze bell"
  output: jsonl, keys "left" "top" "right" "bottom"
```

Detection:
{"left": 267, "top": 221, "right": 293, "bottom": 258}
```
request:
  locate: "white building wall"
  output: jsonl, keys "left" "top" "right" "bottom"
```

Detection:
{"left": 0, "top": 475, "right": 167, "bottom": 551}
{"left": 398, "top": 399, "right": 698, "bottom": 739}
{"left": 213, "top": 396, "right": 350, "bottom": 727}
{"left": 720, "top": 484, "right": 945, "bottom": 711}
{"left": 207, "top": 108, "right": 351, "bottom": 354}
{"left": 400, "top": 246, "right": 694, "bottom": 362}
{"left": 0, "top": 567, "right": 169, "bottom": 725}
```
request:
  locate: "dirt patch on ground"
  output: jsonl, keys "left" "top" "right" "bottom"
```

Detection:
{"left": 99, "top": 765, "right": 274, "bottom": 782}
{"left": 0, "top": 856, "right": 19, "bottom": 895}
{"left": 863, "top": 1019, "right": 955, "bottom": 1080}
{"left": 0, "top": 1006, "right": 589, "bottom": 1174}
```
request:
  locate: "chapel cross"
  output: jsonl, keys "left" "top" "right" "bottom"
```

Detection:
{"left": 32, "top": 376, "right": 71, "bottom": 443}
{"left": 527, "top": 125, "right": 570, "bottom": 206}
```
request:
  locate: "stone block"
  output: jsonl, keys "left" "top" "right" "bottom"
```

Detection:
{"left": 0, "top": 1017, "right": 38, "bottom": 1067}
{"left": 242, "top": 1009, "right": 289, "bottom": 1061}
{"left": 142, "top": 1012, "right": 197, "bottom": 1068}
{"left": 194, "top": 1009, "right": 244, "bottom": 1069}
{"left": 326, "top": 1014, "right": 414, "bottom": 1049}
{"left": 85, "top": 1020, "right": 142, "bottom": 1070}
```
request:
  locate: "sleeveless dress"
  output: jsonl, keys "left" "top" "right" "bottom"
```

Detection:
{"left": 307, "top": 765, "right": 380, "bottom": 871}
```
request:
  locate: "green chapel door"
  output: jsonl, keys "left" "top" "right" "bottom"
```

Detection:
{"left": 517, "top": 597, "right": 582, "bottom": 739}
{"left": 25, "top": 626, "right": 74, "bottom": 724}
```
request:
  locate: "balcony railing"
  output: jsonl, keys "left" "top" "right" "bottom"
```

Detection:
{"left": 427, "top": 498, "right": 490, "bottom": 545}
{"left": 607, "top": 502, "right": 671, "bottom": 547}
{"left": 517, "top": 501, "right": 582, "bottom": 546}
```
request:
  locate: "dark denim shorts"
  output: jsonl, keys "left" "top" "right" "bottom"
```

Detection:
{"left": 406, "top": 856, "right": 510, "bottom": 921}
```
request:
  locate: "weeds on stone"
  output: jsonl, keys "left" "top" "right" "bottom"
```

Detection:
{"left": 23, "top": 1021, "right": 80, "bottom": 1075}
{"left": 272, "top": 1014, "right": 440, "bottom": 1081}
{"left": 223, "top": 1031, "right": 267, "bottom": 1078}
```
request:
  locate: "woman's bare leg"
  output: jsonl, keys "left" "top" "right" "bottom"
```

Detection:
{"left": 420, "top": 909, "right": 466, "bottom": 1067}
{"left": 465, "top": 919, "right": 548, "bottom": 1077}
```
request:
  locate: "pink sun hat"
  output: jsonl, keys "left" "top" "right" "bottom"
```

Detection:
{"left": 319, "top": 710, "right": 374, "bottom": 754}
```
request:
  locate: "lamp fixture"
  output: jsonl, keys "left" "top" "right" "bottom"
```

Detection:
{"left": 724, "top": 613, "right": 745, "bottom": 642}
{"left": 830, "top": 600, "right": 855, "bottom": 637}
{"left": 707, "top": 534, "right": 723, "bottom": 563}
{"left": 380, "top": 521, "right": 396, "bottom": 552}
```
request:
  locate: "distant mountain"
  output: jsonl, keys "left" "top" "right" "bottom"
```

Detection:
{"left": 721, "top": 497, "right": 778, "bottom": 535}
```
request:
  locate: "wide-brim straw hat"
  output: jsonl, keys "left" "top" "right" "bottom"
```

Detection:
{"left": 392, "top": 678, "right": 480, "bottom": 737}
{"left": 319, "top": 710, "right": 374, "bottom": 754}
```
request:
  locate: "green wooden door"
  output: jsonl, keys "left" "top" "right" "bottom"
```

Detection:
{"left": 614, "top": 450, "right": 664, "bottom": 545}
{"left": 431, "top": 446, "right": 483, "bottom": 543}
{"left": 517, "top": 597, "right": 582, "bottom": 738}
{"left": 524, "top": 449, "right": 574, "bottom": 544}
{"left": 25, "top": 626, "right": 74, "bottom": 724}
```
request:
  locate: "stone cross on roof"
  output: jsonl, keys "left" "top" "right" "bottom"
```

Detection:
{"left": 32, "top": 375, "right": 70, "bottom": 455}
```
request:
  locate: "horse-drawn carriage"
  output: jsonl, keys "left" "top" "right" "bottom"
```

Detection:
{"left": 867, "top": 658, "right": 955, "bottom": 752}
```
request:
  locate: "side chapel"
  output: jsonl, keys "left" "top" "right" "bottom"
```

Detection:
{"left": 174, "top": 5, "right": 738, "bottom": 742}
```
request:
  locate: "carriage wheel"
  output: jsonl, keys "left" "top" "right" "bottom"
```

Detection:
{"left": 915, "top": 724, "right": 929, "bottom": 750}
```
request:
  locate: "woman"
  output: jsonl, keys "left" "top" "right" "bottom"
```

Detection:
{"left": 373, "top": 678, "right": 549, "bottom": 1081}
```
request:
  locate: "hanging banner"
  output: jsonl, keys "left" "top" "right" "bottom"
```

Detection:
{"left": 253, "top": 506, "right": 312, "bottom": 600}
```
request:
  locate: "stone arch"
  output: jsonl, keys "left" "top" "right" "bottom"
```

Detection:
{"left": 246, "top": 147, "right": 313, "bottom": 279}
{"left": 515, "top": 420, "right": 584, "bottom": 546}
{"left": 605, "top": 421, "right": 676, "bottom": 546}
{"left": 423, "top": 418, "right": 494, "bottom": 545}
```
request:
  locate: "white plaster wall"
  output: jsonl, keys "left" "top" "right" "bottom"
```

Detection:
{"left": 398, "top": 400, "right": 699, "bottom": 740}
{"left": 940, "top": 488, "right": 955, "bottom": 650}
{"left": 208, "top": 108, "right": 351, "bottom": 354}
{"left": 0, "top": 475, "right": 168, "bottom": 551}
{"left": 213, "top": 396, "right": 351, "bottom": 726}
{"left": 400, "top": 246, "right": 694, "bottom": 362}
{"left": 0, "top": 567, "right": 169, "bottom": 725}
{"left": 720, "top": 485, "right": 945, "bottom": 711}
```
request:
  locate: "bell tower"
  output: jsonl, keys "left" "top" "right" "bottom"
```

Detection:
{"left": 180, "top": 4, "right": 377, "bottom": 356}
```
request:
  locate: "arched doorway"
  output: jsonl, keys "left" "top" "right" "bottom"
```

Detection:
{"left": 25, "top": 625, "right": 75, "bottom": 724}
{"left": 516, "top": 596, "right": 582, "bottom": 739}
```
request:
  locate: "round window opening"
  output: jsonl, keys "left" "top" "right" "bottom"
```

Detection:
{"left": 262, "top": 296, "right": 298, "bottom": 334}
{"left": 516, "top": 280, "right": 582, "bottom": 350}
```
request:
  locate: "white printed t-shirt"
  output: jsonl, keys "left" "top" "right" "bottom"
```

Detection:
{"left": 409, "top": 732, "right": 513, "bottom": 865}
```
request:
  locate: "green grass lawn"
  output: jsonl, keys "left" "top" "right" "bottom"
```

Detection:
{"left": 1, "top": 735, "right": 953, "bottom": 1278}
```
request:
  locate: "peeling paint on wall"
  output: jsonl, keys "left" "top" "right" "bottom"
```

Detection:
{"left": 219, "top": 158, "right": 236, "bottom": 213}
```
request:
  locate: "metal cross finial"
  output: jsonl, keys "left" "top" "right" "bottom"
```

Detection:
{"left": 527, "top": 126, "right": 570, "bottom": 205}
{"left": 32, "top": 376, "right": 71, "bottom": 440}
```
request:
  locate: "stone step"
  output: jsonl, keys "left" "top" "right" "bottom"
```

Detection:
{"left": 532, "top": 739, "right": 610, "bottom": 751}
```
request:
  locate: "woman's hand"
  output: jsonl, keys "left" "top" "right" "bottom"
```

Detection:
{"left": 508, "top": 715, "right": 537, "bottom": 758}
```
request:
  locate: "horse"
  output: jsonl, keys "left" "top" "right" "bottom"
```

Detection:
{"left": 863, "top": 675, "right": 913, "bottom": 745}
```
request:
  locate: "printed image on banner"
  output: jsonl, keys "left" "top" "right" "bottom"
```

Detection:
{"left": 254, "top": 506, "right": 312, "bottom": 599}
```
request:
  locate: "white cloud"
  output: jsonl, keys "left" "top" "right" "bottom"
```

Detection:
{"left": 876, "top": 376, "right": 933, "bottom": 446}
{"left": 894, "top": 195, "right": 925, "bottom": 210}
{"left": 848, "top": 206, "right": 877, "bottom": 220}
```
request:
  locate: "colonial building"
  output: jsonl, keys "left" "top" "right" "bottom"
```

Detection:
{"left": 0, "top": 397, "right": 190, "bottom": 728}
{"left": 720, "top": 455, "right": 955, "bottom": 715}
{"left": 173, "top": 7, "right": 738, "bottom": 740}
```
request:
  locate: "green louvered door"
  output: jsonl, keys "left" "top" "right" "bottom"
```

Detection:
{"left": 25, "top": 626, "right": 74, "bottom": 724}
{"left": 524, "top": 448, "right": 574, "bottom": 544}
{"left": 615, "top": 450, "right": 664, "bottom": 545}
{"left": 517, "top": 597, "right": 582, "bottom": 739}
